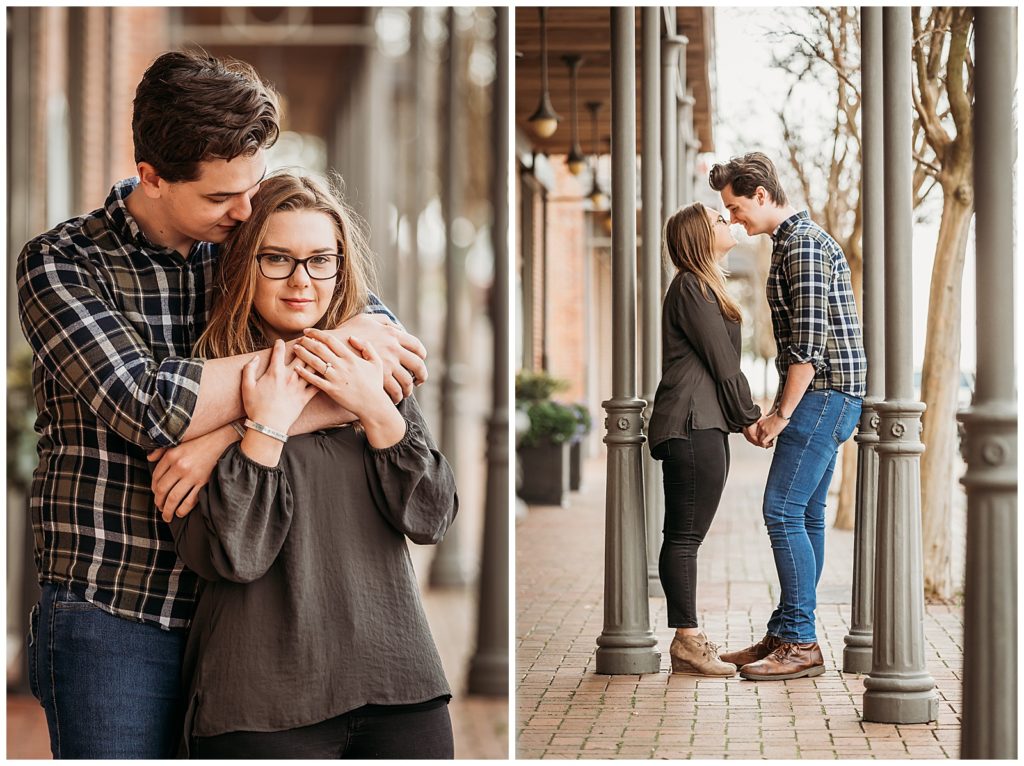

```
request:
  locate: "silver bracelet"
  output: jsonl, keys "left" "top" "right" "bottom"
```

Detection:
{"left": 230, "top": 420, "right": 247, "bottom": 439}
{"left": 243, "top": 418, "right": 289, "bottom": 443}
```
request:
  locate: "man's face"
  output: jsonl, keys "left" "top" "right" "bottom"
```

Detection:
{"left": 159, "top": 152, "right": 267, "bottom": 245}
{"left": 720, "top": 183, "right": 772, "bottom": 237}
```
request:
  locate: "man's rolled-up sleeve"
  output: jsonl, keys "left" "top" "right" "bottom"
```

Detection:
{"left": 784, "top": 236, "right": 832, "bottom": 371}
{"left": 17, "top": 242, "right": 204, "bottom": 450}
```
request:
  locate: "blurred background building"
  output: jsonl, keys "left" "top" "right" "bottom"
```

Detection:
{"left": 7, "top": 6, "right": 508, "bottom": 758}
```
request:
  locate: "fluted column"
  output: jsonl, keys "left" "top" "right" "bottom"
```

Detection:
{"left": 467, "top": 6, "right": 509, "bottom": 695}
{"left": 960, "top": 6, "right": 1017, "bottom": 758}
{"left": 431, "top": 6, "right": 473, "bottom": 587}
{"left": 406, "top": 6, "right": 429, "bottom": 337}
{"left": 843, "top": 6, "right": 884, "bottom": 675}
{"left": 640, "top": 7, "right": 664, "bottom": 599}
{"left": 595, "top": 7, "right": 660, "bottom": 675}
{"left": 862, "top": 7, "right": 937, "bottom": 724}
{"left": 660, "top": 35, "right": 684, "bottom": 295}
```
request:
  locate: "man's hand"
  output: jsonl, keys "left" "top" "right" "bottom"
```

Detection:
{"left": 756, "top": 412, "right": 789, "bottom": 449}
{"left": 742, "top": 421, "right": 762, "bottom": 447}
{"left": 147, "top": 425, "right": 239, "bottom": 523}
{"left": 300, "top": 314, "right": 427, "bottom": 404}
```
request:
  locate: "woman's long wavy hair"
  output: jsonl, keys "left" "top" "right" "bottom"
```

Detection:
{"left": 195, "top": 172, "right": 375, "bottom": 359}
{"left": 663, "top": 201, "right": 743, "bottom": 323}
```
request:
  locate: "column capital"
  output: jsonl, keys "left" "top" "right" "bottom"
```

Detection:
{"left": 874, "top": 400, "right": 925, "bottom": 455}
{"left": 602, "top": 397, "right": 648, "bottom": 446}
{"left": 959, "top": 403, "right": 1017, "bottom": 491}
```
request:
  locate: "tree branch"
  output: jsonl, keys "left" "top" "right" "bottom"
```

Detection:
{"left": 946, "top": 8, "right": 973, "bottom": 142}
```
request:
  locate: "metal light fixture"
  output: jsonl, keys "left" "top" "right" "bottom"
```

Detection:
{"left": 562, "top": 54, "right": 586, "bottom": 175}
{"left": 528, "top": 8, "right": 560, "bottom": 138}
{"left": 585, "top": 101, "right": 606, "bottom": 207}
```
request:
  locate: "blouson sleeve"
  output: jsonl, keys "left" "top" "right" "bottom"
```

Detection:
{"left": 675, "top": 274, "right": 762, "bottom": 431}
{"left": 16, "top": 240, "right": 204, "bottom": 449}
{"left": 363, "top": 396, "right": 459, "bottom": 545}
{"left": 170, "top": 445, "right": 294, "bottom": 583}
{"left": 782, "top": 234, "right": 832, "bottom": 371}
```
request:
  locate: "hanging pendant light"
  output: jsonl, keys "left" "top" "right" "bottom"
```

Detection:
{"left": 528, "top": 8, "right": 560, "bottom": 138}
{"left": 585, "top": 100, "right": 606, "bottom": 208}
{"left": 562, "top": 54, "right": 586, "bottom": 175}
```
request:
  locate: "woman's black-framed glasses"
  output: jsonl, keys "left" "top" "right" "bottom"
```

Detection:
{"left": 256, "top": 253, "right": 343, "bottom": 280}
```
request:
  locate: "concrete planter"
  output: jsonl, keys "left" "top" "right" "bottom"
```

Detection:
{"left": 518, "top": 441, "right": 571, "bottom": 507}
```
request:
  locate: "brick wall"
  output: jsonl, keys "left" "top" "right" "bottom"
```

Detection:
{"left": 543, "top": 160, "right": 587, "bottom": 402}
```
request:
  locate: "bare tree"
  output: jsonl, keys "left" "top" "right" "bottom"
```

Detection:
{"left": 771, "top": 7, "right": 862, "bottom": 530}
{"left": 912, "top": 7, "right": 974, "bottom": 602}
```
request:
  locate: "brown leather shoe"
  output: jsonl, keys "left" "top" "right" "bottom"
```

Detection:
{"left": 718, "top": 633, "right": 782, "bottom": 669}
{"left": 739, "top": 641, "right": 825, "bottom": 680}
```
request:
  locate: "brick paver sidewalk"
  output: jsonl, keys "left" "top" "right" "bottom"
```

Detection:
{"left": 516, "top": 439, "right": 963, "bottom": 759}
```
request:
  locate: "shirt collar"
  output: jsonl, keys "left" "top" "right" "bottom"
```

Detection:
{"left": 772, "top": 210, "right": 810, "bottom": 242}
{"left": 103, "top": 177, "right": 216, "bottom": 260}
{"left": 103, "top": 177, "right": 148, "bottom": 245}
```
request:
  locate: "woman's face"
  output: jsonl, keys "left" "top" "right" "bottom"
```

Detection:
{"left": 252, "top": 210, "right": 340, "bottom": 343}
{"left": 705, "top": 206, "right": 736, "bottom": 259}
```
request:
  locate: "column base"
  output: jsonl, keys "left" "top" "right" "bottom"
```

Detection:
{"left": 467, "top": 652, "right": 509, "bottom": 696}
{"left": 595, "top": 641, "right": 661, "bottom": 675}
{"left": 863, "top": 688, "right": 938, "bottom": 723}
{"left": 842, "top": 632, "right": 873, "bottom": 674}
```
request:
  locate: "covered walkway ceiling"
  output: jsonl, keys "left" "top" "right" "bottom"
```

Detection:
{"left": 515, "top": 7, "right": 715, "bottom": 155}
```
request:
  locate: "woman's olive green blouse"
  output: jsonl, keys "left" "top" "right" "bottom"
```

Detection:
{"left": 648, "top": 270, "right": 761, "bottom": 451}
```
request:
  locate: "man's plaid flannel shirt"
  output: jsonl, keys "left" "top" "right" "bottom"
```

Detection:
{"left": 17, "top": 178, "right": 395, "bottom": 628}
{"left": 766, "top": 211, "right": 867, "bottom": 404}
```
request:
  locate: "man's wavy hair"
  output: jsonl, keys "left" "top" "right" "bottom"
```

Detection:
{"left": 708, "top": 151, "right": 789, "bottom": 206}
{"left": 132, "top": 50, "right": 280, "bottom": 183}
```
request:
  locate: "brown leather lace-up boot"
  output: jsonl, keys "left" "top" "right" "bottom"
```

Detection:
{"left": 739, "top": 641, "right": 825, "bottom": 680}
{"left": 718, "top": 633, "right": 782, "bottom": 669}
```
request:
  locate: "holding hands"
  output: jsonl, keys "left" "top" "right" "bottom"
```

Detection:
{"left": 243, "top": 339, "right": 319, "bottom": 435}
{"left": 746, "top": 412, "right": 789, "bottom": 449}
{"left": 239, "top": 339, "right": 320, "bottom": 467}
{"left": 294, "top": 328, "right": 407, "bottom": 449}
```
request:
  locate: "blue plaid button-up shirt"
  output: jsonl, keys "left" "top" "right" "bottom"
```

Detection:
{"left": 17, "top": 178, "right": 396, "bottom": 629}
{"left": 767, "top": 211, "right": 867, "bottom": 402}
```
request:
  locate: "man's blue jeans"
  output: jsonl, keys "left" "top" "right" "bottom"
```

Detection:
{"left": 27, "top": 582, "right": 187, "bottom": 758}
{"left": 763, "top": 390, "right": 862, "bottom": 643}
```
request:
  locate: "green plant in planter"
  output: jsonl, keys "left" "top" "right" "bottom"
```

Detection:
{"left": 521, "top": 400, "right": 578, "bottom": 448}
{"left": 514, "top": 370, "right": 569, "bottom": 403}
{"left": 570, "top": 403, "right": 592, "bottom": 438}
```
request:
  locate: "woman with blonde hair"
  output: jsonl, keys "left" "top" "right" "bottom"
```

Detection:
{"left": 170, "top": 173, "right": 458, "bottom": 758}
{"left": 647, "top": 201, "right": 761, "bottom": 677}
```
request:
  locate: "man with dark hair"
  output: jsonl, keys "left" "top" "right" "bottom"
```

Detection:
{"left": 709, "top": 151, "right": 866, "bottom": 681}
{"left": 17, "top": 50, "right": 426, "bottom": 758}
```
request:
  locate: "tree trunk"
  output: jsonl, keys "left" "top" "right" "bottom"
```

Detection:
{"left": 833, "top": 237, "right": 862, "bottom": 530}
{"left": 920, "top": 174, "right": 973, "bottom": 603}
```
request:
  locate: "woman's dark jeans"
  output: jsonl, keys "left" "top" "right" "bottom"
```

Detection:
{"left": 191, "top": 699, "right": 454, "bottom": 759}
{"left": 652, "top": 429, "right": 730, "bottom": 628}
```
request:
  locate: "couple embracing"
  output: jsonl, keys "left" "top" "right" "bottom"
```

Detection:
{"left": 19, "top": 50, "right": 457, "bottom": 759}
{"left": 648, "top": 153, "right": 867, "bottom": 681}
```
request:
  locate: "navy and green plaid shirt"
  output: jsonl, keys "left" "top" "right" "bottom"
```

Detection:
{"left": 767, "top": 211, "right": 867, "bottom": 402}
{"left": 17, "top": 178, "right": 395, "bottom": 629}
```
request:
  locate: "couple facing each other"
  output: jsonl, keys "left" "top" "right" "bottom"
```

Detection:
{"left": 649, "top": 152, "right": 867, "bottom": 681}
{"left": 19, "top": 51, "right": 457, "bottom": 759}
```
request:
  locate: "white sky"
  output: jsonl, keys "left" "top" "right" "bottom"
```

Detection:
{"left": 711, "top": 7, "right": 978, "bottom": 379}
